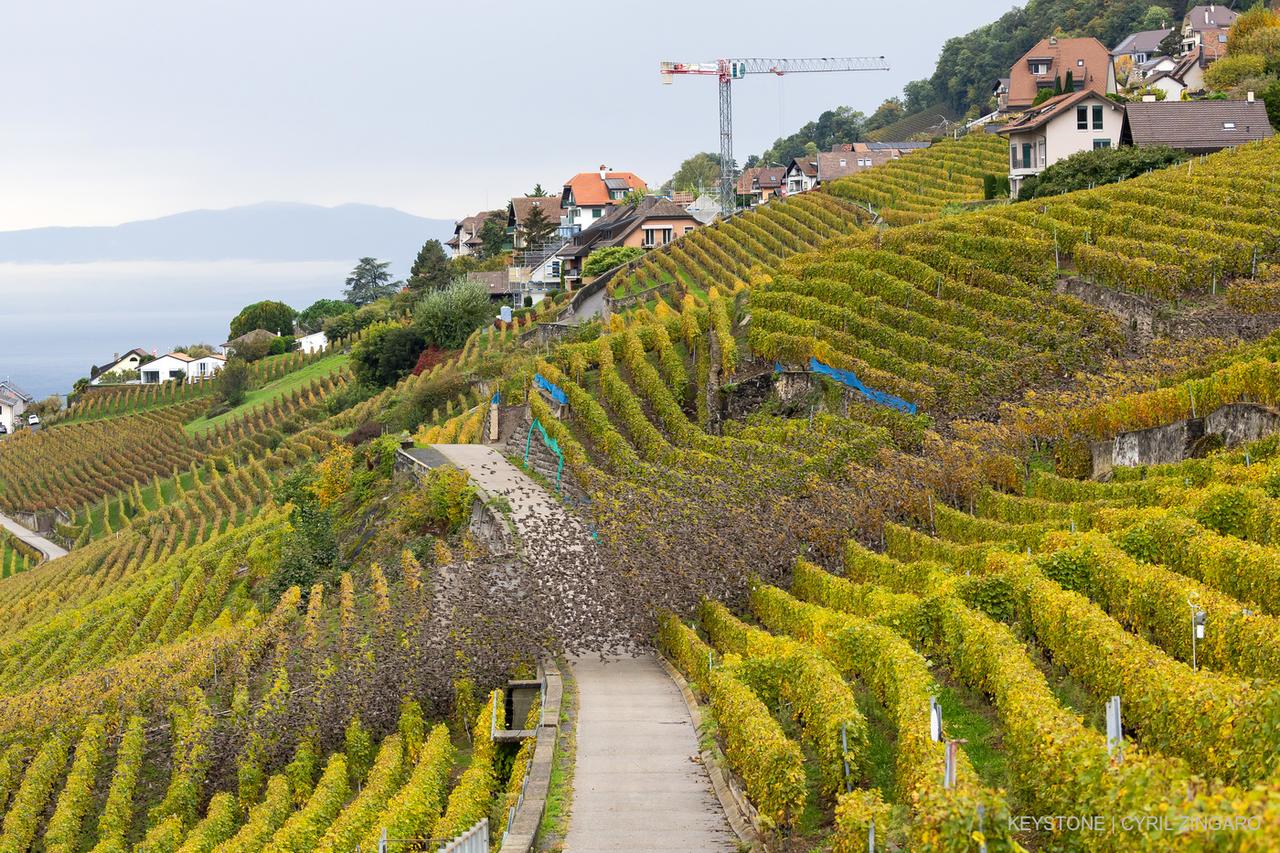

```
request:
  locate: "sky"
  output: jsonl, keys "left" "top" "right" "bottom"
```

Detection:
{"left": 0, "top": 0, "right": 1013, "bottom": 231}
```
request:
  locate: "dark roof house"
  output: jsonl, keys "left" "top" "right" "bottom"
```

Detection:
{"left": 1121, "top": 99, "right": 1274, "bottom": 153}
{"left": 465, "top": 270, "right": 516, "bottom": 301}
{"left": 560, "top": 196, "right": 696, "bottom": 260}
{"left": 223, "top": 328, "right": 278, "bottom": 352}
{"left": 1112, "top": 28, "right": 1174, "bottom": 58}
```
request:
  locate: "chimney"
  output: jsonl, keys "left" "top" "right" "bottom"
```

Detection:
{"left": 599, "top": 165, "right": 608, "bottom": 179}
{"left": 1248, "top": 90, "right": 1256, "bottom": 102}
{"left": 1049, "top": 36, "right": 1058, "bottom": 45}
{"left": 113, "top": 352, "right": 119, "bottom": 361}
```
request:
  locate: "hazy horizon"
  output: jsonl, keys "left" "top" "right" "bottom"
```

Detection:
{"left": 0, "top": 0, "right": 1012, "bottom": 231}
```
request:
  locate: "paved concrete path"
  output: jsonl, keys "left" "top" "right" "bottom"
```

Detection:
{"left": 0, "top": 513, "right": 67, "bottom": 562}
{"left": 429, "top": 445, "right": 736, "bottom": 851}
{"left": 567, "top": 287, "right": 606, "bottom": 325}
{"left": 564, "top": 654, "right": 736, "bottom": 853}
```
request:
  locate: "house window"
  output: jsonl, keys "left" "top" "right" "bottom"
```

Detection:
{"left": 683, "top": 226, "right": 695, "bottom": 234}
{"left": 1077, "top": 59, "right": 1085, "bottom": 66}
{"left": 1093, "top": 138, "right": 1112, "bottom": 149}
{"left": 1224, "top": 122, "right": 1236, "bottom": 129}
{"left": 1022, "top": 143, "right": 1033, "bottom": 169}
{"left": 592, "top": 208, "right": 602, "bottom": 218}
{"left": 1029, "top": 60, "right": 1050, "bottom": 75}
{"left": 839, "top": 158, "right": 847, "bottom": 168}
{"left": 549, "top": 260, "right": 560, "bottom": 277}
{"left": 1076, "top": 106, "right": 1089, "bottom": 129}
{"left": 1092, "top": 105, "right": 1104, "bottom": 130}
{"left": 1010, "top": 145, "right": 1017, "bottom": 169}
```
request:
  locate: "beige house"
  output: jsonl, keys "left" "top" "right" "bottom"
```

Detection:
{"left": 999, "top": 89, "right": 1124, "bottom": 197}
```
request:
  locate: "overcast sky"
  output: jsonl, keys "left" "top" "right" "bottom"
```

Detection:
{"left": 0, "top": 0, "right": 1012, "bottom": 230}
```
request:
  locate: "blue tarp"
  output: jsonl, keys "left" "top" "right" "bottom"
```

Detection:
{"left": 808, "top": 357, "right": 917, "bottom": 415}
{"left": 534, "top": 373, "right": 568, "bottom": 406}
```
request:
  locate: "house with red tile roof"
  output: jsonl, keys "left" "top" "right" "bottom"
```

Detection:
{"left": 446, "top": 210, "right": 500, "bottom": 258}
{"left": 1005, "top": 36, "right": 1116, "bottom": 111}
{"left": 559, "top": 168, "right": 646, "bottom": 233}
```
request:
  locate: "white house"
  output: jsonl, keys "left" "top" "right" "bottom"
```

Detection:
{"left": 139, "top": 352, "right": 226, "bottom": 384}
{"left": 90, "top": 347, "right": 150, "bottom": 385}
{"left": 999, "top": 89, "right": 1124, "bottom": 197}
{"left": 558, "top": 168, "right": 647, "bottom": 234}
{"left": 0, "top": 380, "right": 33, "bottom": 432}
{"left": 297, "top": 331, "right": 328, "bottom": 354}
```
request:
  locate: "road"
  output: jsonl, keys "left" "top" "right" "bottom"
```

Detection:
{"left": 0, "top": 512, "right": 68, "bottom": 562}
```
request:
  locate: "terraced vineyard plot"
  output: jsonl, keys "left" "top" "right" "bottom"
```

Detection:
{"left": 825, "top": 134, "right": 1008, "bottom": 224}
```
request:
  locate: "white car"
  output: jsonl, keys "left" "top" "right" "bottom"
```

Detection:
{"left": 26, "top": 413, "right": 40, "bottom": 427}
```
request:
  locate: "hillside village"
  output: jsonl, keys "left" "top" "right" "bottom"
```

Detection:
{"left": 7, "top": 2, "right": 1280, "bottom": 853}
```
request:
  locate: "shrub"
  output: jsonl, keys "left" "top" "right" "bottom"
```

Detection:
{"left": 351, "top": 321, "right": 427, "bottom": 388}
{"left": 583, "top": 246, "right": 645, "bottom": 278}
{"left": 1227, "top": 279, "right": 1280, "bottom": 314}
{"left": 1019, "top": 145, "right": 1187, "bottom": 200}
{"left": 414, "top": 280, "right": 494, "bottom": 351}
{"left": 1205, "top": 53, "right": 1269, "bottom": 92}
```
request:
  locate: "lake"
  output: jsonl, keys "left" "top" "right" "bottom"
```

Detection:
{"left": 0, "top": 260, "right": 353, "bottom": 400}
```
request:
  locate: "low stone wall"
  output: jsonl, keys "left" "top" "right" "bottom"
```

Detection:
{"left": 1056, "top": 276, "right": 1280, "bottom": 343}
{"left": 498, "top": 658, "right": 563, "bottom": 853}
{"left": 394, "top": 448, "right": 516, "bottom": 557}
{"left": 1092, "top": 402, "right": 1280, "bottom": 477}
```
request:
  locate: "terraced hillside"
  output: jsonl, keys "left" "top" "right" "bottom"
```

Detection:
{"left": 825, "top": 133, "right": 1008, "bottom": 224}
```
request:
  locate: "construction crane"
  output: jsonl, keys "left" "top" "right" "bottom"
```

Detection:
{"left": 660, "top": 57, "right": 891, "bottom": 216}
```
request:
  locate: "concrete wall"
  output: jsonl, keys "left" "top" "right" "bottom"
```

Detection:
{"left": 1092, "top": 403, "right": 1280, "bottom": 476}
{"left": 1205, "top": 403, "right": 1280, "bottom": 449}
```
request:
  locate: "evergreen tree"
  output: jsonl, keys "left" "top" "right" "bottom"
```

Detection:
{"left": 518, "top": 204, "right": 557, "bottom": 248}
{"left": 407, "top": 240, "right": 451, "bottom": 293}
{"left": 476, "top": 213, "right": 508, "bottom": 260}
{"left": 529, "top": 183, "right": 548, "bottom": 197}
{"left": 343, "top": 258, "right": 399, "bottom": 305}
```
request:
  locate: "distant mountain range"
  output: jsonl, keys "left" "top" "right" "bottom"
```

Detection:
{"left": 0, "top": 202, "right": 455, "bottom": 272}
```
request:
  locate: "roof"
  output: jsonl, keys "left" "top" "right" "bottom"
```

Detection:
{"left": 1185, "top": 5, "right": 1238, "bottom": 32}
{"left": 1122, "top": 99, "right": 1274, "bottom": 152}
{"left": 756, "top": 167, "right": 785, "bottom": 188}
{"left": 1113, "top": 28, "right": 1173, "bottom": 55}
{"left": 466, "top": 270, "right": 515, "bottom": 296}
{"left": 507, "top": 196, "right": 562, "bottom": 228}
{"left": 0, "top": 379, "right": 33, "bottom": 404}
{"left": 736, "top": 167, "right": 762, "bottom": 194}
{"left": 224, "top": 328, "right": 278, "bottom": 349}
{"left": 1008, "top": 37, "right": 1111, "bottom": 108}
{"left": 816, "top": 151, "right": 860, "bottom": 180}
{"left": 453, "top": 210, "right": 497, "bottom": 237}
{"left": 561, "top": 171, "right": 646, "bottom": 207}
{"left": 561, "top": 196, "right": 697, "bottom": 257}
{"left": 999, "top": 89, "right": 1120, "bottom": 134}
{"left": 686, "top": 194, "right": 720, "bottom": 224}
{"left": 786, "top": 157, "right": 818, "bottom": 178}
{"left": 92, "top": 347, "right": 150, "bottom": 376}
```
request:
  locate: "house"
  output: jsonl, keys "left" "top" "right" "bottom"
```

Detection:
{"left": 1121, "top": 98, "right": 1274, "bottom": 153}
{"left": 223, "top": 328, "right": 278, "bottom": 356}
{"left": 506, "top": 196, "right": 566, "bottom": 250}
{"left": 559, "top": 168, "right": 647, "bottom": 234}
{"left": 0, "top": 380, "right": 34, "bottom": 432}
{"left": 89, "top": 347, "right": 149, "bottom": 385}
{"left": 685, "top": 194, "right": 721, "bottom": 225}
{"left": 736, "top": 167, "right": 786, "bottom": 206}
{"left": 1006, "top": 36, "right": 1116, "bottom": 111}
{"left": 446, "top": 211, "right": 499, "bottom": 258}
{"left": 1129, "top": 54, "right": 1179, "bottom": 87}
{"left": 1143, "top": 49, "right": 1212, "bottom": 98}
{"left": 297, "top": 331, "right": 328, "bottom": 354}
{"left": 558, "top": 196, "right": 701, "bottom": 283}
{"left": 784, "top": 143, "right": 926, "bottom": 194}
{"left": 1112, "top": 28, "right": 1174, "bottom": 85}
{"left": 466, "top": 271, "right": 520, "bottom": 305}
{"left": 999, "top": 89, "right": 1125, "bottom": 197}
{"left": 1182, "top": 5, "right": 1237, "bottom": 58}
{"left": 138, "top": 352, "right": 226, "bottom": 384}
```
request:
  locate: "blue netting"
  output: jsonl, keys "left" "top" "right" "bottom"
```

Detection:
{"left": 809, "top": 358, "right": 917, "bottom": 415}
{"left": 534, "top": 373, "right": 568, "bottom": 406}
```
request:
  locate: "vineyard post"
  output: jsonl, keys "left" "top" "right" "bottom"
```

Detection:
{"left": 1189, "top": 596, "right": 1205, "bottom": 671}
{"left": 841, "top": 723, "right": 852, "bottom": 793}
{"left": 1105, "top": 696, "right": 1123, "bottom": 760}
{"left": 943, "top": 739, "right": 965, "bottom": 789}
{"left": 929, "top": 697, "right": 942, "bottom": 742}
{"left": 869, "top": 818, "right": 876, "bottom": 851}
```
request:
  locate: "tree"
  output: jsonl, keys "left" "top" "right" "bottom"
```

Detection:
{"left": 414, "top": 280, "right": 494, "bottom": 351}
{"left": 902, "top": 79, "right": 935, "bottom": 113}
{"left": 529, "top": 184, "right": 548, "bottom": 197}
{"left": 476, "top": 213, "right": 509, "bottom": 260}
{"left": 298, "top": 298, "right": 355, "bottom": 333}
{"left": 1140, "top": 5, "right": 1173, "bottom": 31}
{"left": 1262, "top": 78, "right": 1280, "bottom": 130}
{"left": 344, "top": 258, "right": 398, "bottom": 306}
{"left": 218, "top": 358, "right": 252, "bottom": 407}
{"left": 1158, "top": 27, "right": 1183, "bottom": 58}
{"left": 863, "top": 98, "right": 906, "bottom": 133}
{"left": 350, "top": 321, "right": 428, "bottom": 387}
{"left": 755, "top": 105, "right": 866, "bottom": 167}
{"left": 407, "top": 240, "right": 451, "bottom": 293}
{"left": 1205, "top": 53, "right": 1268, "bottom": 92}
{"left": 1064, "top": 70, "right": 1075, "bottom": 92}
{"left": 1018, "top": 144, "right": 1187, "bottom": 200}
{"left": 518, "top": 204, "right": 557, "bottom": 249}
{"left": 664, "top": 152, "right": 722, "bottom": 194}
{"left": 229, "top": 300, "right": 296, "bottom": 339}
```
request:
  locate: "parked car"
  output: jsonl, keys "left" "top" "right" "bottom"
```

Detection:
{"left": 0, "top": 422, "right": 7, "bottom": 435}
{"left": 26, "top": 413, "right": 40, "bottom": 429}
